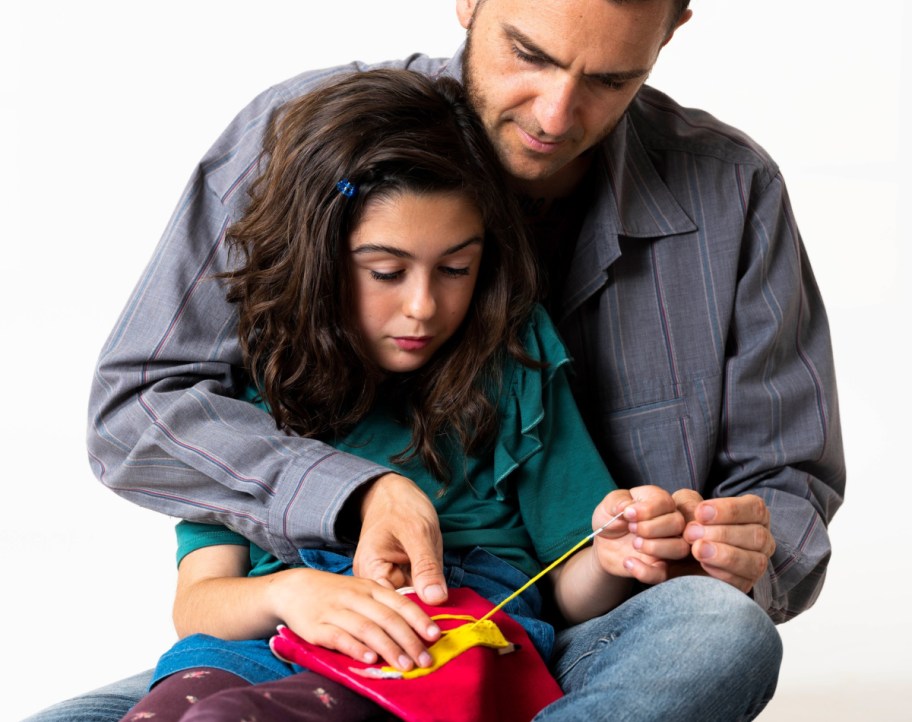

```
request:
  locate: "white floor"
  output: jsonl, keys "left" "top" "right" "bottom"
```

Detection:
{"left": 760, "top": 683, "right": 911, "bottom": 722}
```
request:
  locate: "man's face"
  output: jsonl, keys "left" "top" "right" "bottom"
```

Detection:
{"left": 458, "top": 0, "right": 688, "bottom": 198}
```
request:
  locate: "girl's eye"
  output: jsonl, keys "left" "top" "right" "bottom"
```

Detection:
{"left": 369, "top": 270, "right": 403, "bottom": 282}
{"left": 440, "top": 266, "right": 471, "bottom": 278}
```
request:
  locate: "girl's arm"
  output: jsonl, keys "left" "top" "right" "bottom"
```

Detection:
{"left": 172, "top": 545, "right": 440, "bottom": 670}
{"left": 550, "top": 487, "right": 690, "bottom": 625}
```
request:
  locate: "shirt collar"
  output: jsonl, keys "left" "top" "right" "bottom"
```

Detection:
{"left": 558, "top": 107, "right": 697, "bottom": 319}
{"left": 437, "top": 44, "right": 466, "bottom": 83}
{"left": 592, "top": 108, "right": 697, "bottom": 240}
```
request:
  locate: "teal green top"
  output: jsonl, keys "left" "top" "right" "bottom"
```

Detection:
{"left": 176, "top": 305, "right": 616, "bottom": 579}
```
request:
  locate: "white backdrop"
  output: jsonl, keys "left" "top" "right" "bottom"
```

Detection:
{"left": 5, "top": 2, "right": 910, "bottom": 720}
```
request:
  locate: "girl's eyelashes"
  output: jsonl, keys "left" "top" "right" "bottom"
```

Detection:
{"left": 369, "top": 270, "right": 403, "bottom": 282}
{"left": 440, "top": 266, "right": 471, "bottom": 278}
{"left": 367, "top": 266, "right": 472, "bottom": 282}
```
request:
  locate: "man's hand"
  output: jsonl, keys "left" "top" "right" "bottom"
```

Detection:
{"left": 673, "top": 489, "right": 776, "bottom": 593}
{"left": 352, "top": 473, "right": 448, "bottom": 605}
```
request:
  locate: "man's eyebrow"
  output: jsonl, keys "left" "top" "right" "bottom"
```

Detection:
{"left": 351, "top": 237, "right": 483, "bottom": 258}
{"left": 504, "top": 23, "right": 651, "bottom": 84}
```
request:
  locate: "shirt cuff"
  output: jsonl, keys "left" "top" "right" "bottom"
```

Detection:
{"left": 266, "top": 450, "right": 390, "bottom": 564}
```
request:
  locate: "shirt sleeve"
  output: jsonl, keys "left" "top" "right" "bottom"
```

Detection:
{"left": 174, "top": 520, "right": 249, "bottom": 567}
{"left": 86, "top": 58, "right": 443, "bottom": 564}
{"left": 717, "top": 170, "right": 844, "bottom": 622}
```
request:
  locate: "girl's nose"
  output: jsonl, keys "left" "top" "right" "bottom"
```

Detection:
{"left": 403, "top": 279, "right": 436, "bottom": 321}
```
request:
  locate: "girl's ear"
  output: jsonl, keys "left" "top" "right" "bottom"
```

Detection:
{"left": 456, "top": 0, "right": 479, "bottom": 30}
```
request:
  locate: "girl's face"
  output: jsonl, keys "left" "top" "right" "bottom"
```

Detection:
{"left": 348, "top": 190, "right": 485, "bottom": 374}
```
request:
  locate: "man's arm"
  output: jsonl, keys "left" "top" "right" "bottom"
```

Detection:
{"left": 87, "top": 57, "right": 453, "bottom": 586}
{"left": 695, "top": 169, "right": 845, "bottom": 622}
{"left": 87, "top": 75, "right": 381, "bottom": 563}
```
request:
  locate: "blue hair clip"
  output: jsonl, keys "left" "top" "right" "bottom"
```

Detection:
{"left": 336, "top": 178, "right": 358, "bottom": 198}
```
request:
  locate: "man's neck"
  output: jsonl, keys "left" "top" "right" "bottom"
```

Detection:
{"left": 511, "top": 153, "right": 594, "bottom": 218}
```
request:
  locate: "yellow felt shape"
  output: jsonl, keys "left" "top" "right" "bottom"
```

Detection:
{"left": 381, "top": 616, "right": 515, "bottom": 679}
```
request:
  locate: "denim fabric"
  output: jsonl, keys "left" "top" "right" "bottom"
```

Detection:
{"left": 152, "top": 635, "right": 300, "bottom": 687}
{"left": 20, "top": 670, "right": 154, "bottom": 722}
{"left": 534, "top": 577, "right": 783, "bottom": 722}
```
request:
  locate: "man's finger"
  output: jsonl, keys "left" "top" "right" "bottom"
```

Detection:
{"left": 691, "top": 539, "right": 771, "bottom": 589}
{"left": 696, "top": 494, "right": 769, "bottom": 526}
{"left": 672, "top": 489, "right": 703, "bottom": 523}
{"left": 402, "top": 538, "right": 447, "bottom": 605}
{"left": 684, "top": 520, "right": 775, "bottom": 557}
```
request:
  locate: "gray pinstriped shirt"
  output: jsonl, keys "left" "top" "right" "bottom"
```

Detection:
{"left": 88, "top": 49, "right": 843, "bottom": 623}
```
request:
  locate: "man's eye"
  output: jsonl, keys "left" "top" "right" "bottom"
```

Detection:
{"left": 597, "top": 78, "right": 627, "bottom": 91}
{"left": 511, "top": 46, "right": 545, "bottom": 66}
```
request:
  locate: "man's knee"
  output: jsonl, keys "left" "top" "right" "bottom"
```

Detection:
{"left": 544, "top": 577, "right": 782, "bottom": 721}
{"left": 645, "top": 576, "right": 783, "bottom": 680}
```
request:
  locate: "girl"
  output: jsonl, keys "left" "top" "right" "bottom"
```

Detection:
{"left": 121, "top": 68, "right": 686, "bottom": 722}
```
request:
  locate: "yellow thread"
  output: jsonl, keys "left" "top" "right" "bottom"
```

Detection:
{"left": 475, "top": 507, "right": 628, "bottom": 624}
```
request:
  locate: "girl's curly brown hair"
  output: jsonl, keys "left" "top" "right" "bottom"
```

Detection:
{"left": 221, "top": 68, "right": 539, "bottom": 484}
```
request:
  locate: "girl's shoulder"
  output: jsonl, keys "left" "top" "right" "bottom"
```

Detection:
{"left": 517, "top": 303, "right": 571, "bottom": 373}
{"left": 490, "top": 305, "right": 573, "bottom": 495}
{"left": 497, "top": 303, "right": 572, "bottom": 397}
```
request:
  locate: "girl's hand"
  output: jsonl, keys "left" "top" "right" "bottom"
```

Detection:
{"left": 592, "top": 486, "right": 690, "bottom": 585}
{"left": 552, "top": 486, "right": 690, "bottom": 623}
{"left": 268, "top": 568, "right": 441, "bottom": 671}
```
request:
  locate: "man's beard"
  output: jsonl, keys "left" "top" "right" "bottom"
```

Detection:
{"left": 460, "top": 30, "right": 485, "bottom": 135}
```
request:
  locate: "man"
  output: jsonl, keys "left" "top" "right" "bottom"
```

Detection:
{"left": 30, "top": 0, "right": 843, "bottom": 719}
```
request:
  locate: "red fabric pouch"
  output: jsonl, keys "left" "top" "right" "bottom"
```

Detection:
{"left": 269, "top": 586, "right": 562, "bottom": 722}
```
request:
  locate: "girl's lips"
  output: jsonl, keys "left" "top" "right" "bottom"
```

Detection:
{"left": 393, "top": 336, "right": 432, "bottom": 351}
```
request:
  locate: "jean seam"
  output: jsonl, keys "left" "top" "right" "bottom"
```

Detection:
{"left": 554, "top": 634, "right": 616, "bottom": 686}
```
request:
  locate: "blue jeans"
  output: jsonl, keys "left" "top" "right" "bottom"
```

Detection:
{"left": 535, "top": 577, "right": 782, "bottom": 721}
{"left": 24, "top": 577, "right": 781, "bottom": 722}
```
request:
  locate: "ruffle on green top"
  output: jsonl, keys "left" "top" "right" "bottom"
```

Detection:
{"left": 492, "top": 304, "right": 573, "bottom": 500}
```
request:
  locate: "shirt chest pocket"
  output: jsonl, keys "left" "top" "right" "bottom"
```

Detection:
{"left": 592, "top": 377, "right": 719, "bottom": 493}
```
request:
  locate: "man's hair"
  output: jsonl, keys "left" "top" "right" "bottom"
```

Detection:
{"left": 474, "top": 0, "right": 691, "bottom": 28}
{"left": 222, "top": 69, "right": 538, "bottom": 483}
{"left": 612, "top": 0, "right": 691, "bottom": 29}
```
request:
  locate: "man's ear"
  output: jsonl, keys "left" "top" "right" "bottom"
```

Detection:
{"left": 456, "top": 0, "right": 479, "bottom": 30}
{"left": 662, "top": 8, "right": 693, "bottom": 48}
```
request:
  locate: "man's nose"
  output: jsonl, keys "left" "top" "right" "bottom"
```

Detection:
{"left": 532, "top": 73, "right": 580, "bottom": 138}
